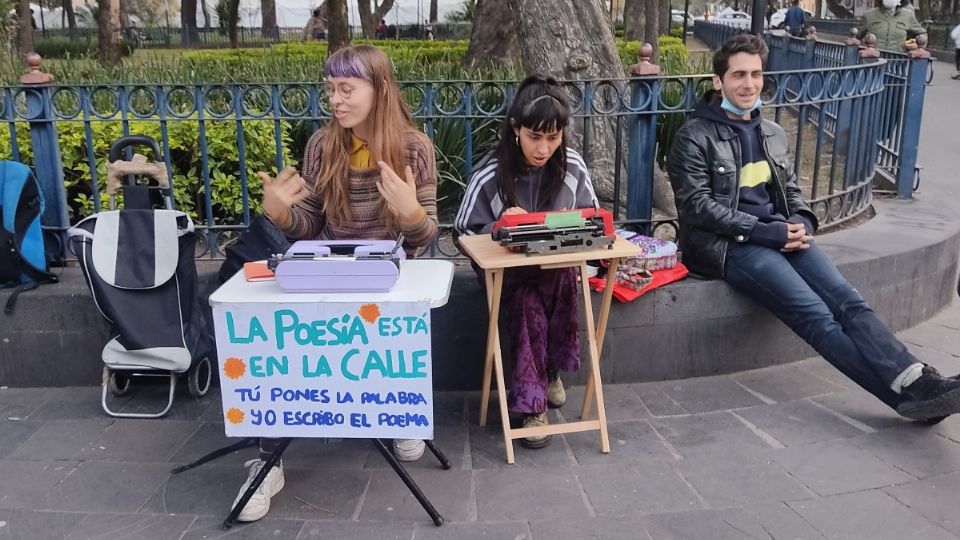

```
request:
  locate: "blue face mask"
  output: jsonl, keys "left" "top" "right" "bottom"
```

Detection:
{"left": 720, "top": 89, "right": 762, "bottom": 117}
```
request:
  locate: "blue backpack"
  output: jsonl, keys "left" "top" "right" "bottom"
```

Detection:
{"left": 1, "top": 161, "right": 57, "bottom": 313}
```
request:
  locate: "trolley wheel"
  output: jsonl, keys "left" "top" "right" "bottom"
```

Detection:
{"left": 107, "top": 368, "right": 132, "bottom": 396}
{"left": 188, "top": 357, "right": 212, "bottom": 398}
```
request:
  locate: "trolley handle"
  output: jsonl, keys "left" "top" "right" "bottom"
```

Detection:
{"left": 108, "top": 134, "right": 162, "bottom": 162}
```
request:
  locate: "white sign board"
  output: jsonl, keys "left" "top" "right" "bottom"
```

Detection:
{"left": 212, "top": 300, "right": 433, "bottom": 440}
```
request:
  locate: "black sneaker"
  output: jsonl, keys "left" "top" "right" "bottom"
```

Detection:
{"left": 917, "top": 372, "right": 960, "bottom": 425}
{"left": 896, "top": 367, "right": 960, "bottom": 422}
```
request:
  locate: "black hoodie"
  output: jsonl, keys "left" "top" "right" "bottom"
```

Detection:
{"left": 692, "top": 95, "right": 789, "bottom": 250}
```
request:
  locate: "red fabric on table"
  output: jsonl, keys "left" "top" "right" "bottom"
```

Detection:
{"left": 587, "top": 263, "right": 689, "bottom": 303}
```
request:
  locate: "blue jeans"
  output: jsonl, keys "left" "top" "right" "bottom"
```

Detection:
{"left": 724, "top": 242, "right": 917, "bottom": 409}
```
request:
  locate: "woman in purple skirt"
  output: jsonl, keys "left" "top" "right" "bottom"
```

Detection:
{"left": 454, "top": 75, "right": 600, "bottom": 448}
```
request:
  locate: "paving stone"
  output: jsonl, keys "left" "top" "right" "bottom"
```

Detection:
{"left": 468, "top": 420, "right": 575, "bottom": 470}
{"left": 900, "top": 321, "right": 960, "bottom": 357}
{"left": 788, "top": 489, "right": 956, "bottom": 539}
{"left": 642, "top": 504, "right": 826, "bottom": 539}
{"left": 7, "top": 419, "right": 112, "bottom": 461}
{"left": 575, "top": 462, "right": 702, "bottom": 517}
{"left": 734, "top": 400, "right": 866, "bottom": 447}
{"left": 64, "top": 512, "right": 195, "bottom": 540}
{"left": 851, "top": 424, "right": 960, "bottom": 479}
{"left": 0, "top": 509, "right": 85, "bottom": 540}
{"left": 143, "top": 463, "right": 369, "bottom": 521}
{"left": 474, "top": 468, "right": 590, "bottom": 522}
{"left": 649, "top": 412, "right": 773, "bottom": 459}
{"left": 812, "top": 390, "right": 909, "bottom": 431}
{"left": 649, "top": 375, "right": 767, "bottom": 414}
{"left": 181, "top": 516, "right": 305, "bottom": 539}
{"left": 885, "top": 471, "right": 960, "bottom": 536}
{"left": 361, "top": 426, "right": 467, "bottom": 471}
{"left": 527, "top": 516, "right": 651, "bottom": 540}
{"left": 0, "top": 420, "right": 41, "bottom": 459}
{"left": 80, "top": 419, "right": 199, "bottom": 462}
{"left": 731, "top": 363, "right": 847, "bottom": 402}
{"left": 413, "top": 521, "right": 530, "bottom": 540}
{"left": 168, "top": 422, "right": 258, "bottom": 469}
{"left": 43, "top": 461, "right": 171, "bottom": 513}
{"left": 792, "top": 358, "right": 857, "bottom": 391}
{"left": 298, "top": 520, "right": 415, "bottom": 539}
{"left": 280, "top": 437, "right": 372, "bottom": 470}
{"left": 628, "top": 382, "right": 688, "bottom": 417}
{"left": 29, "top": 387, "right": 130, "bottom": 421}
{"left": 675, "top": 451, "right": 813, "bottom": 508}
{"left": 0, "top": 460, "right": 76, "bottom": 510}
{"left": 565, "top": 421, "right": 678, "bottom": 466}
{"left": 199, "top": 389, "right": 227, "bottom": 422}
{"left": 563, "top": 384, "right": 651, "bottom": 423}
{"left": 116, "top": 383, "right": 216, "bottom": 421}
{"left": 770, "top": 439, "right": 915, "bottom": 496}
{"left": 0, "top": 388, "right": 52, "bottom": 419}
{"left": 357, "top": 468, "right": 473, "bottom": 523}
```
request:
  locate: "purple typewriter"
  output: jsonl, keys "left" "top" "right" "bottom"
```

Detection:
{"left": 270, "top": 238, "right": 405, "bottom": 293}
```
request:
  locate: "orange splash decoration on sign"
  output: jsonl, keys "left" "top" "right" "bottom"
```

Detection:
{"left": 226, "top": 407, "right": 245, "bottom": 424}
{"left": 358, "top": 303, "right": 381, "bottom": 323}
{"left": 223, "top": 357, "right": 246, "bottom": 380}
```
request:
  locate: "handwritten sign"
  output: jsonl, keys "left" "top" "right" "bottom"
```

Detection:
{"left": 211, "top": 301, "right": 433, "bottom": 439}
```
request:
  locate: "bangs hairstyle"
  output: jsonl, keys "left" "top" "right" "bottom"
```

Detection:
{"left": 492, "top": 74, "right": 571, "bottom": 210}
{"left": 314, "top": 44, "right": 415, "bottom": 231}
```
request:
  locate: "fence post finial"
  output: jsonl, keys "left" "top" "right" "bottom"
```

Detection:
{"left": 21, "top": 53, "right": 54, "bottom": 85}
{"left": 859, "top": 34, "right": 880, "bottom": 59}
{"left": 628, "top": 43, "right": 661, "bottom": 77}
{"left": 846, "top": 27, "right": 861, "bottom": 46}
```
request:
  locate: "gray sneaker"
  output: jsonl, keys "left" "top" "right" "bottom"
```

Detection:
{"left": 547, "top": 369, "right": 565, "bottom": 408}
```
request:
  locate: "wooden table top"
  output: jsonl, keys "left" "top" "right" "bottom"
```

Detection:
{"left": 458, "top": 234, "right": 641, "bottom": 270}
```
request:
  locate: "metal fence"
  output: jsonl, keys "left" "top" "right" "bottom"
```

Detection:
{"left": 5, "top": 27, "right": 925, "bottom": 259}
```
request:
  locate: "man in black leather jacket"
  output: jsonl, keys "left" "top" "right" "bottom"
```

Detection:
{"left": 668, "top": 34, "right": 960, "bottom": 422}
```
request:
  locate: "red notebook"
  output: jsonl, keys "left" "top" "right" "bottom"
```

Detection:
{"left": 243, "top": 261, "right": 275, "bottom": 282}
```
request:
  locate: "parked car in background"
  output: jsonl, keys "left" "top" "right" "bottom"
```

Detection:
{"left": 671, "top": 9, "right": 693, "bottom": 31}
{"left": 715, "top": 9, "right": 752, "bottom": 29}
{"left": 769, "top": 8, "right": 815, "bottom": 29}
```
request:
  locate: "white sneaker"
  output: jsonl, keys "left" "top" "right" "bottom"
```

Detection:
{"left": 393, "top": 439, "right": 426, "bottom": 462}
{"left": 232, "top": 459, "right": 285, "bottom": 522}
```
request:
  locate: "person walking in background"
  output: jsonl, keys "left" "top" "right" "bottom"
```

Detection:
{"left": 951, "top": 23, "right": 960, "bottom": 79}
{"left": 376, "top": 18, "right": 387, "bottom": 39}
{"left": 858, "top": 0, "right": 926, "bottom": 51}
{"left": 302, "top": 7, "right": 327, "bottom": 41}
{"left": 784, "top": 0, "right": 806, "bottom": 37}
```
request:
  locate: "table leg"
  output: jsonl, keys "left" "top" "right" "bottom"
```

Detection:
{"left": 479, "top": 269, "right": 497, "bottom": 427}
{"left": 223, "top": 438, "right": 291, "bottom": 529}
{"left": 577, "top": 262, "right": 611, "bottom": 454}
{"left": 582, "top": 257, "right": 620, "bottom": 420}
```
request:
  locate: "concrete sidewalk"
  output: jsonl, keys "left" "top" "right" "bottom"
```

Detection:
{"left": 1, "top": 299, "right": 960, "bottom": 539}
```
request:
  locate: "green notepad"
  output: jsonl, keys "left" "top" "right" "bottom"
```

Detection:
{"left": 544, "top": 211, "right": 585, "bottom": 229}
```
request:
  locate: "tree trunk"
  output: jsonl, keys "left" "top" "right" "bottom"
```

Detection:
{"left": 357, "top": 0, "right": 395, "bottom": 39}
{"left": 430, "top": 0, "right": 438, "bottom": 21}
{"left": 506, "top": 0, "right": 625, "bottom": 204}
{"left": 98, "top": 0, "right": 121, "bottom": 64}
{"left": 823, "top": 0, "right": 853, "bottom": 18}
{"left": 623, "top": 0, "right": 645, "bottom": 41}
{"left": 327, "top": 0, "right": 350, "bottom": 53}
{"left": 16, "top": 0, "right": 32, "bottom": 58}
{"left": 644, "top": 0, "right": 658, "bottom": 59}
{"left": 181, "top": 0, "right": 199, "bottom": 44}
{"left": 659, "top": 0, "right": 670, "bottom": 35}
{"left": 200, "top": 0, "right": 211, "bottom": 28}
{"left": 261, "top": 0, "right": 277, "bottom": 38}
{"left": 227, "top": 0, "right": 239, "bottom": 48}
{"left": 62, "top": 0, "right": 77, "bottom": 30}
{"left": 917, "top": 0, "right": 930, "bottom": 19}
{"left": 464, "top": 0, "right": 516, "bottom": 66}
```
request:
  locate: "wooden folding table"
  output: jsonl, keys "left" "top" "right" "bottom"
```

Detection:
{"left": 458, "top": 235, "right": 640, "bottom": 464}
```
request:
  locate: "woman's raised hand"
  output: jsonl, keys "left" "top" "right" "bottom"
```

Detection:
{"left": 259, "top": 166, "right": 309, "bottom": 227}
{"left": 376, "top": 161, "right": 422, "bottom": 221}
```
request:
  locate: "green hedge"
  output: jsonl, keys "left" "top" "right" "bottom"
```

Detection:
{"left": 33, "top": 37, "right": 137, "bottom": 59}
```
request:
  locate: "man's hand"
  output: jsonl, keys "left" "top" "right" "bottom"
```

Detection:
{"left": 782, "top": 222, "right": 814, "bottom": 252}
{"left": 259, "top": 166, "right": 310, "bottom": 227}
{"left": 502, "top": 207, "right": 528, "bottom": 216}
{"left": 376, "top": 162, "right": 422, "bottom": 221}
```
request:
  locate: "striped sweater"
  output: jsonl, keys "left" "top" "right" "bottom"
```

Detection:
{"left": 280, "top": 128, "right": 439, "bottom": 253}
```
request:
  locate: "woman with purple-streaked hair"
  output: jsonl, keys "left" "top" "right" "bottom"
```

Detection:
{"left": 236, "top": 44, "right": 439, "bottom": 523}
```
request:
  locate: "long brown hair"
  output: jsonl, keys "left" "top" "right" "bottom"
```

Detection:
{"left": 315, "top": 44, "right": 416, "bottom": 228}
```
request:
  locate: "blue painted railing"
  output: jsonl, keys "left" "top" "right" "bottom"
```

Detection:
{"left": 4, "top": 31, "right": 923, "bottom": 258}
